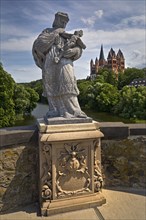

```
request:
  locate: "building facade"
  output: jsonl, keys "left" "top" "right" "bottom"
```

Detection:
{"left": 90, "top": 45, "right": 125, "bottom": 80}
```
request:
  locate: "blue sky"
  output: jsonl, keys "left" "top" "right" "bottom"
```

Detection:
{"left": 1, "top": 0, "right": 146, "bottom": 82}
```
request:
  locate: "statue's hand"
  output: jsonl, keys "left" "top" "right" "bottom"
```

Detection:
{"left": 54, "top": 56, "right": 60, "bottom": 63}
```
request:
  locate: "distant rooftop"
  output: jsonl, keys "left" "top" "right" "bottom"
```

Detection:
{"left": 129, "top": 78, "right": 146, "bottom": 87}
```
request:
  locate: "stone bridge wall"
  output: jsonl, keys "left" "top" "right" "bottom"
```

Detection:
{"left": 0, "top": 123, "right": 145, "bottom": 213}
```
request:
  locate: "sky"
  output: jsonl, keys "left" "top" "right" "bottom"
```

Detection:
{"left": 1, "top": 0, "right": 146, "bottom": 83}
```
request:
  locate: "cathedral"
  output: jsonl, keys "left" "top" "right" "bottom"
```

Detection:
{"left": 90, "top": 45, "right": 125, "bottom": 80}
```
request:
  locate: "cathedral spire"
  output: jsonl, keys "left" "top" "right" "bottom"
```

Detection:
{"left": 99, "top": 44, "right": 105, "bottom": 60}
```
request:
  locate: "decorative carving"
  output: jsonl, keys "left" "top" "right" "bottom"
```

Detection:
{"left": 94, "top": 139, "right": 103, "bottom": 192}
{"left": 56, "top": 143, "right": 91, "bottom": 198}
{"left": 94, "top": 160, "right": 103, "bottom": 192}
{"left": 41, "top": 144, "right": 52, "bottom": 200}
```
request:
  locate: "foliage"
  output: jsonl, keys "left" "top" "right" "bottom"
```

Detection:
{"left": 113, "top": 86, "right": 146, "bottom": 119}
{"left": 97, "top": 68, "right": 118, "bottom": 87}
{"left": 0, "top": 65, "right": 39, "bottom": 128}
{"left": 20, "top": 79, "right": 47, "bottom": 103}
{"left": 95, "top": 83, "right": 119, "bottom": 112}
{"left": 13, "top": 85, "right": 39, "bottom": 115}
{"left": 77, "top": 76, "right": 146, "bottom": 120}
{"left": 86, "top": 82, "right": 119, "bottom": 112}
{"left": 77, "top": 79, "right": 92, "bottom": 107}
{"left": 0, "top": 65, "right": 16, "bottom": 127}
{"left": 25, "top": 87, "right": 39, "bottom": 113}
{"left": 78, "top": 79, "right": 119, "bottom": 112}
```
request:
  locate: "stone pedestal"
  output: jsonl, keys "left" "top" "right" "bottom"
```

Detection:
{"left": 37, "top": 118, "right": 106, "bottom": 216}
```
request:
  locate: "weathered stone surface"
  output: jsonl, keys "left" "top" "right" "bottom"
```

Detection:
{"left": 0, "top": 124, "right": 145, "bottom": 214}
{"left": 32, "top": 12, "right": 87, "bottom": 119}
{"left": 0, "top": 125, "right": 36, "bottom": 147}
{"left": 45, "top": 117, "right": 92, "bottom": 125}
{"left": 100, "top": 122, "right": 129, "bottom": 139}
{"left": 37, "top": 118, "right": 100, "bottom": 133}
{"left": 128, "top": 123, "right": 146, "bottom": 136}
{"left": 0, "top": 137, "right": 38, "bottom": 213}
{"left": 38, "top": 120, "right": 105, "bottom": 215}
{"left": 101, "top": 137, "right": 146, "bottom": 188}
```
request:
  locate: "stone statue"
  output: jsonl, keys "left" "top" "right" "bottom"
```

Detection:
{"left": 32, "top": 12, "right": 87, "bottom": 119}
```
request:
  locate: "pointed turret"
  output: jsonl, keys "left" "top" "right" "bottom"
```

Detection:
{"left": 95, "top": 57, "right": 99, "bottom": 74}
{"left": 117, "top": 49, "right": 125, "bottom": 73}
{"left": 107, "top": 48, "right": 117, "bottom": 74}
{"left": 90, "top": 59, "right": 94, "bottom": 68}
{"left": 95, "top": 57, "right": 98, "bottom": 64}
{"left": 90, "top": 58, "right": 94, "bottom": 64}
{"left": 90, "top": 59, "right": 95, "bottom": 75}
{"left": 117, "top": 49, "right": 124, "bottom": 59}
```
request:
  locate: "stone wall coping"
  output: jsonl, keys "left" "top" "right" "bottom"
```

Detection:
{"left": 0, "top": 125, "right": 37, "bottom": 147}
{"left": 127, "top": 123, "right": 146, "bottom": 128}
{"left": 100, "top": 122, "right": 128, "bottom": 127}
{"left": 0, "top": 123, "right": 145, "bottom": 147}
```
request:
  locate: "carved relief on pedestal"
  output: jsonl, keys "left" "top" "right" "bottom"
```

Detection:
{"left": 56, "top": 143, "right": 91, "bottom": 198}
{"left": 93, "top": 139, "right": 103, "bottom": 192}
{"left": 40, "top": 144, "right": 52, "bottom": 201}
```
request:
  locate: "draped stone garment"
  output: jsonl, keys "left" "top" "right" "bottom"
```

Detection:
{"left": 32, "top": 27, "right": 86, "bottom": 118}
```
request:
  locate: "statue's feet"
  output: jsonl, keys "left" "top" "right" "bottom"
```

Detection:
{"left": 74, "top": 111, "right": 87, "bottom": 118}
{"left": 63, "top": 112, "right": 76, "bottom": 118}
{"left": 46, "top": 110, "right": 59, "bottom": 118}
{"left": 63, "top": 111, "right": 87, "bottom": 118}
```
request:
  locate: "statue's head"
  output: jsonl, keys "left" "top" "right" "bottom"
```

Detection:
{"left": 52, "top": 12, "right": 69, "bottom": 28}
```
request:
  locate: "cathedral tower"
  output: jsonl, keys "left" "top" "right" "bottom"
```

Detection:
{"left": 107, "top": 48, "right": 118, "bottom": 74}
{"left": 90, "top": 45, "right": 125, "bottom": 80}
{"left": 116, "top": 49, "right": 125, "bottom": 73}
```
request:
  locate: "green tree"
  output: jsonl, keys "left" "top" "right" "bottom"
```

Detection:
{"left": 0, "top": 65, "right": 16, "bottom": 127}
{"left": 14, "top": 85, "right": 39, "bottom": 115}
{"left": 96, "top": 68, "right": 117, "bottom": 87}
{"left": 77, "top": 79, "right": 92, "bottom": 108}
{"left": 0, "top": 65, "right": 39, "bottom": 128}
{"left": 78, "top": 80, "right": 119, "bottom": 112}
{"left": 14, "top": 84, "right": 30, "bottom": 115}
{"left": 95, "top": 83, "right": 119, "bottom": 112}
{"left": 25, "top": 87, "right": 39, "bottom": 113}
{"left": 113, "top": 86, "right": 146, "bottom": 119}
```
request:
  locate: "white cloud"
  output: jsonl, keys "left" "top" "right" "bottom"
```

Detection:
{"left": 1, "top": 36, "right": 37, "bottom": 51}
{"left": 1, "top": 24, "right": 34, "bottom": 37}
{"left": 81, "top": 10, "right": 103, "bottom": 27}
{"left": 94, "top": 10, "right": 103, "bottom": 18}
{"left": 82, "top": 28, "right": 145, "bottom": 49}
{"left": 119, "top": 15, "right": 145, "bottom": 28}
{"left": 126, "top": 50, "right": 146, "bottom": 68}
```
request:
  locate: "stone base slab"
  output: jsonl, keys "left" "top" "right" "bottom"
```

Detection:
{"left": 41, "top": 193, "right": 106, "bottom": 216}
{"left": 37, "top": 118, "right": 100, "bottom": 133}
{"left": 44, "top": 116, "right": 92, "bottom": 125}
